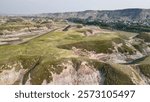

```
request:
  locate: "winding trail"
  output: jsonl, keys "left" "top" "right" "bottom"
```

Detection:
{"left": 13, "top": 28, "right": 58, "bottom": 45}
{"left": 0, "top": 28, "right": 61, "bottom": 45}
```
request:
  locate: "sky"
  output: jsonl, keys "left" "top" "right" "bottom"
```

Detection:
{"left": 0, "top": 0, "right": 150, "bottom": 14}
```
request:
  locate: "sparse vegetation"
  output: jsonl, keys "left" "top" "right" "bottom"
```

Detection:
{"left": 118, "top": 45, "right": 135, "bottom": 54}
{"left": 0, "top": 15, "right": 150, "bottom": 85}
{"left": 136, "top": 33, "right": 150, "bottom": 42}
{"left": 138, "top": 64, "right": 150, "bottom": 78}
{"left": 68, "top": 18, "right": 150, "bottom": 33}
{"left": 58, "top": 37, "right": 122, "bottom": 53}
{"left": 88, "top": 60, "right": 134, "bottom": 85}
{"left": 99, "top": 64, "right": 134, "bottom": 85}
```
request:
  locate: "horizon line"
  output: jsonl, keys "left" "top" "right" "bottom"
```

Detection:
{"left": 0, "top": 7, "right": 150, "bottom": 16}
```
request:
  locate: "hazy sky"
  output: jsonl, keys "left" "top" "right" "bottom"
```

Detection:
{"left": 0, "top": 0, "right": 150, "bottom": 14}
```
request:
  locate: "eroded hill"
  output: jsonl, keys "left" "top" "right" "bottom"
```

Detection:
{"left": 0, "top": 20, "right": 150, "bottom": 85}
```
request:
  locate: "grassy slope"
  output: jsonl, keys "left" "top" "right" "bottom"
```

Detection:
{"left": 136, "top": 33, "right": 150, "bottom": 42}
{"left": 139, "top": 56, "right": 150, "bottom": 64}
{"left": 91, "top": 60, "right": 134, "bottom": 85}
{"left": 0, "top": 29, "right": 121, "bottom": 61}
{"left": 137, "top": 56, "right": 150, "bottom": 78}
{"left": 0, "top": 27, "right": 135, "bottom": 85}
{"left": 138, "top": 64, "right": 150, "bottom": 78}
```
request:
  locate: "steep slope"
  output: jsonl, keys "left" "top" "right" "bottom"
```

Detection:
{"left": 40, "top": 9, "right": 150, "bottom": 21}
{"left": 38, "top": 9, "right": 150, "bottom": 33}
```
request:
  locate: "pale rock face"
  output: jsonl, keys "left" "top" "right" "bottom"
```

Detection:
{"left": 44, "top": 61, "right": 104, "bottom": 85}
{"left": 0, "top": 68, "right": 25, "bottom": 85}
{"left": 25, "top": 74, "right": 32, "bottom": 85}
{"left": 128, "top": 51, "right": 143, "bottom": 60}
{"left": 72, "top": 47, "right": 108, "bottom": 62}
{"left": 109, "top": 53, "right": 127, "bottom": 63}
{"left": 77, "top": 61, "right": 103, "bottom": 85}
{"left": 145, "top": 46, "right": 150, "bottom": 54}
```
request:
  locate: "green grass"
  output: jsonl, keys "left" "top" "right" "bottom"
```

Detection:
{"left": 84, "top": 59, "right": 134, "bottom": 85}
{"left": 58, "top": 38, "right": 122, "bottom": 53}
{"left": 90, "top": 60, "right": 134, "bottom": 85}
{"left": 118, "top": 44, "right": 135, "bottom": 54}
{"left": 0, "top": 31, "right": 73, "bottom": 62}
{"left": 0, "top": 21, "right": 34, "bottom": 31}
{"left": 115, "top": 31, "right": 137, "bottom": 39}
{"left": 9, "top": 55, "right": 40, "bottom": 70}
{"left": 0, "top": 26, "right": 135, "bottom": 85}
{"left": 139, "top": 56, "right": 150, "bottom": 64}
{"left": 132, "top": 44, "right": 143, "bottom": 53}
{"left": 30, "top": 58, "right": 68, "bottom": 85}
{"left": 136, "top": 33, "right": 150, "bottom": 42}
{"left": 138, "top": 64, "right": 150, "bottom": 78}
{"left": 99, "top": 64, "right": 134, "bottom": 85}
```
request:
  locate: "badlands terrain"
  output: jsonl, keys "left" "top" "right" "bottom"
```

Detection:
{"left": 0, "top": 9, "right": 150, "bottom": 85}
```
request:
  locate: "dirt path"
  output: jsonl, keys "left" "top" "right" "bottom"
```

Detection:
{"left": 0, "top": 28, "right": 60, "bottom": 45}
{"left": 15, "top": 28, "right": 58, "bottom": 45}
